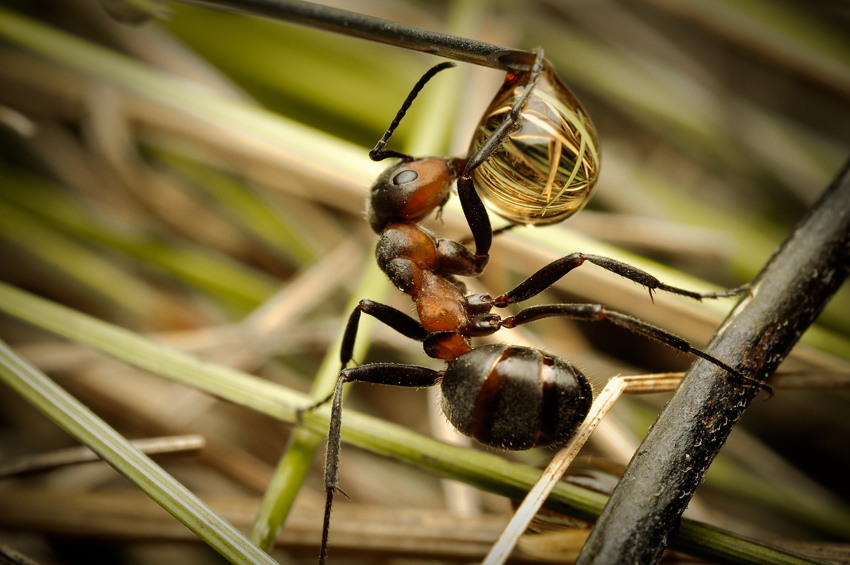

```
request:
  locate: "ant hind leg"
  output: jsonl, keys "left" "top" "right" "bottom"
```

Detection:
{"left": 502, "top": 303, "right": 771, "bottom": 394}
{"left": 319, "top": 363, "right": 442, "bottom": 564}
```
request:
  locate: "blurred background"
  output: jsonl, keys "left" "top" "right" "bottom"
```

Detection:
{"left": 0, "top": 0, "right": 849, "bottom": 563}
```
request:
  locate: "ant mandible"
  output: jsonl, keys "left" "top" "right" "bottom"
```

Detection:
{"left": 307, "top": 50, "right": 753, "bottom": 564}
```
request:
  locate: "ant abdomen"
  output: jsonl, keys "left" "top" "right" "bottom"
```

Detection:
{"left": 440, "top": 343, "right": 593, "bottom": 450}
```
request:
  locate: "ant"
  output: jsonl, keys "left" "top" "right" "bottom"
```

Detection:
{"left": 303, "top": 50, "right": 758, "bottom": 564}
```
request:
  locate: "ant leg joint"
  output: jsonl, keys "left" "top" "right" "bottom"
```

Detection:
{"left": 702, "top": 283, "right": 753, "bottom": 300}
{"left": 296, "top": 367, "right": 355, "bottom": 423}
{"left": 333, "top": 486, "right": 351, "bottom": 501}
{"left": 466, "top": 292, "right": 494, "bottom": 308}
{"left": 296, "top": 390, "right": 334, "bottom": 422}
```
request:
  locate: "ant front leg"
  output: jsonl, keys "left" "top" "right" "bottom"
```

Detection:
{"left": 456, "top": 50, "right": 547, "bottom": 269}
{"left": 493, "top": 252, "right": 751, "bottom": 307}
{"left": 455, "top": 175, "right": 492, "bottom": 269}
{"left": 321, "top": 362, "right": 442, "bottom": 564}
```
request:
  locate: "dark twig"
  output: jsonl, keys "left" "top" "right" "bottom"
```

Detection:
{"left": 172, "top": 0, "right": 537, "bottom": 71}
{"left": 576, "top": 158, "right": 850, "bottom": 564}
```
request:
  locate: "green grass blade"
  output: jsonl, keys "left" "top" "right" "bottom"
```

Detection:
{"left": 0, "top": 198, "right": 159, "bottom": 320}
{"left": 149, "top": 149, "right": 320, "bottom": 266}
{"left": 0, "top": 339, "right": 278, "bottom": 565}
{"left": 0, "top": 5, "right": 378, "bottom": 182}
{"left": 1, "top": 169, "right": 280, "bottom": 311}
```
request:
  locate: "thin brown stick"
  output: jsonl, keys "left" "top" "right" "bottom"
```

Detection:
{"left": 484, "top": 374, "right": 680, "bottom": 564}
{"left": 0, "top": 434, "right": 205, "bottom": 478}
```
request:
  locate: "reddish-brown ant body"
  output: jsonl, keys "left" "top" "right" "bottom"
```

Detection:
{"left": 308, "top": 51, "right": 752, "bottom": 564}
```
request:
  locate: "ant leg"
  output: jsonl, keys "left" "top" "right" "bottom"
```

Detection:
{"left": 464, "top": 50, "right": 546, "bottom": 174}
{"left": 494, "top": 252, "right": 750, "bottom": 307}
{"left": 502, "top": 303, "right": 770, "bottom": 392}
{"left": 297, "top": 300, "right": 428, "bottom": 419}
{"left": 458, "top": 224, "right": 517, "bottom": 247}
{"left": 321, "top": 362, "right": 442, "bottom": 564}
{"left": 457, "top": 175, "right": 493, "bottom": 267}
{"left": 456, "top": 50, "right": 546, "bottom": 267}
{"left": 314, "top": 300, "right": 437, "bottom": 563}
{"left": 339, "top": 299, "right": 428, "bottom": 367}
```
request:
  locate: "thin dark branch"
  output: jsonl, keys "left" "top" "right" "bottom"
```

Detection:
{"left": 576, "top": 158, "right": 850, "bottom": 564}
{"left": 171, "top": 0, "right": 536, "bottom": 71}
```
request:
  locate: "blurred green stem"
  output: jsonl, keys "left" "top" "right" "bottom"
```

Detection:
{"left": 0, "top": 339, "right": 278, "bottom": 565}
{"left": 248, "top": 260, "right": 386, "bottom": 550}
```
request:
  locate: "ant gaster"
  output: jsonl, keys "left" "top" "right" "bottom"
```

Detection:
{"left": 306, "top": 50, "right": 755, "bottom": 564}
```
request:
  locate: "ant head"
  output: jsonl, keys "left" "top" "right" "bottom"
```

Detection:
{"left": 366, "top": 157, "right": 453, "bottom": 232}
{"left": 365, "top": 62, "right": 458, "bottom": 232}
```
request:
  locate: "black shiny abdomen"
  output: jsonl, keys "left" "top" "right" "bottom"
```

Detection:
{"left": 440, "top": 344, "right": 593, "bottom": 450}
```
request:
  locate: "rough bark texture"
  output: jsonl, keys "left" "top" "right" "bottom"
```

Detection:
{"left": 576, "top": 159, "right": 850, "bottom": 565}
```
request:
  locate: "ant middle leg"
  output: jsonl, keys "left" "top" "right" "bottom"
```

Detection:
{"left": 339, "top": 299, "right": 428, "bottom": 367}
{"left": 492, "top": 252, "right": 751, "bottom": 307}
{"left": 458, "top": 224, "right": 518, "bottom": 248}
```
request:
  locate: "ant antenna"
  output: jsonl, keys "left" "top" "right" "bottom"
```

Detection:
{"left": 369, "top": 61, "right": 457, "bottom": 162}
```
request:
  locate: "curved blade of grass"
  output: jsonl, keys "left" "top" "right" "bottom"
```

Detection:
{"left": 0, "top": 198, "right": 159, "bottom": 320}
{"left": 0, "top": 340, "right": 278, "bottom": 565}
{"left": 0, "top": 274, "right": 824, "bottom": 564}
{"left": 0, "top": 5, "right": 378, "bottom": 184}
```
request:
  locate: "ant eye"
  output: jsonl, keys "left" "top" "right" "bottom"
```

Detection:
{"left": 393, "top": 169, "right": 419, "bottom": 185}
